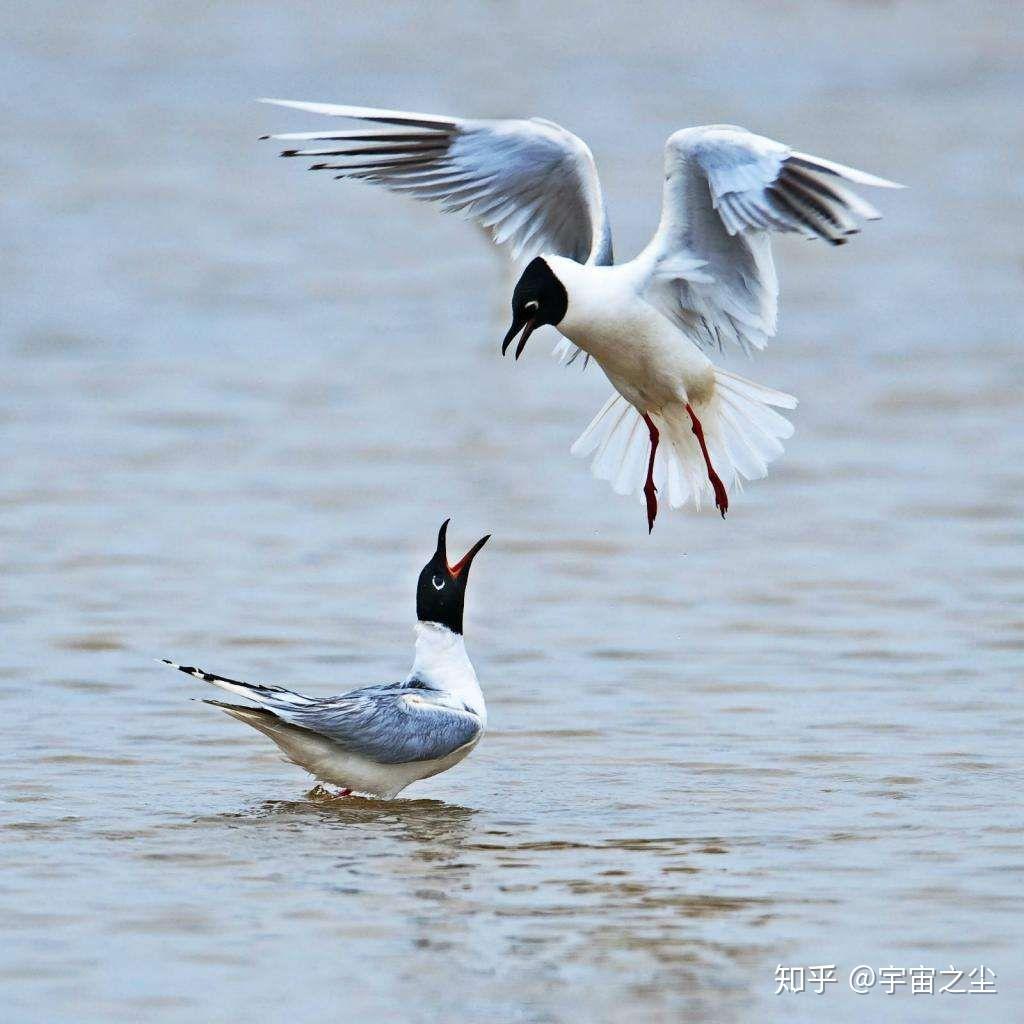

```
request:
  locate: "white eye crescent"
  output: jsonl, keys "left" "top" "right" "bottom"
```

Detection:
{"left": 525, "top": 300, "right": 540, "bottom": 313}
{"left": 432, "top": 574, "right": 445, "bottom": 590}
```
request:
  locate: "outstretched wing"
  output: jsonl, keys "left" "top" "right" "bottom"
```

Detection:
{"left": 261, "top": 99, "right": 613, "bottom": 267}
{"left": 164, "top": 660, "right": 480, "bottom": 764}
{"left": 640, "top": 125, "right": 903, "bottom": 355}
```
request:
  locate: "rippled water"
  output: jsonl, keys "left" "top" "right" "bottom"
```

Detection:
{"left": 3, "top": 2, "right": 1023, "bottom": 1021}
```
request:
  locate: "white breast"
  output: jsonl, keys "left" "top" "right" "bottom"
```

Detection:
{"left": 546, "top": 256, "right": 714, "bottom": 412}
{"left": 408, "top": 622, "right": 487, "bottom": 726}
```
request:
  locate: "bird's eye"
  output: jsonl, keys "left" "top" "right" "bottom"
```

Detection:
{"left": 525, "top": 300, "right": 540, "bottom": 313}
{"left": 431, "top": 574, "right": 445, "bottom": 590}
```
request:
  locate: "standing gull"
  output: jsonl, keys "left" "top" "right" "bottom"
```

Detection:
{"left": 163, "top": 521, "right": 489, "bottom": 799}
{"left": 261, "top": 99, "right": 901, "bottom": 529}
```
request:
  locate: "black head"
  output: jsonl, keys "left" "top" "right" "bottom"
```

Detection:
{"left": 501, "top": 256, "right": 569, "bottom": 360}
{"left": 416, "top": 520, "right": 490, "bottom": 635}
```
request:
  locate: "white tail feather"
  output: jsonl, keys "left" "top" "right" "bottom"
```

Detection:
{"left": 571, "top": 369, "right": 796, "bottom": 512}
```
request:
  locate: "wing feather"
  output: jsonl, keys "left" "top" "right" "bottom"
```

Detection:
{"left": 275, "top": 690, "right": 481, "bottom": 765}
{"left": 639, "top": 125, "right": 903, "bottom": 355}
{"left": 261, "top": 99, "right": 612, "bottom": 268}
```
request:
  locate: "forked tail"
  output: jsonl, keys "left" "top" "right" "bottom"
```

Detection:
{"left": 570, "top": 369, "right": 797, "bottom": 515}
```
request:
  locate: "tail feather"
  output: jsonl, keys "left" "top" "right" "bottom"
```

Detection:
{"left": 570, "top": 370, "right": 796, "bottom": 513}
{"left": 203, "top": 698, "right": 282, "bottom": 728}
{"left": 716, "top": 400, "right": 772, "bottom": 479}
{"left": 589, "top": 400, "right": 638, "bottom": 493}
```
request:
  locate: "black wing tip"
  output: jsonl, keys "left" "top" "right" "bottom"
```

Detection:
{"left": 202, "top": 698, "right": 268, "bottom": 715}
{"left": 161, "top": 659, "right": 211, "bottom": 681}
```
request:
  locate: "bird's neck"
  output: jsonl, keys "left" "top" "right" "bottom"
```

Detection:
{"left": 409, "top": 621, "right": 485, "bottom": 721}
{"left": 550, "top": 259, "right": 642, "bottom": 361}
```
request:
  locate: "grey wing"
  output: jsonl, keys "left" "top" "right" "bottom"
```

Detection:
{"left": 163, "top": 660, "right": 480, "bottom": 764}
{"left": 273, "top": 688, "right": 483, "bottom": 765}
{"left": 261, "top": 99, "right": 612, "bottom": 267}
{"left": 639, "top": 125, "right": 903, "bottom": 355}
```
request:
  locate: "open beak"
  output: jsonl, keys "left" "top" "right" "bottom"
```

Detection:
{"left": 501, "top": 315, "right": 537, "bottom": 360}
{"left": 436, "top": 519, "right": 490, "bottom": 578}
{"left": 449, "top": 533, "right": 490, "bottom": 577}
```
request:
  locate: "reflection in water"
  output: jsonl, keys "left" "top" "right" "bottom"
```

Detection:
{"left": 175, "top": 794, "right": 778, "bottom": 1015}
{"left": 256, "top": 792, "right": 480, "bottom": 846}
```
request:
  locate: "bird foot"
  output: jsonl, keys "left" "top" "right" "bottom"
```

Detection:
{"left": 686, "top": 404, "right": 728, "bottom": 518}
{"left": 641, "top": 412, "right": 661, "bottom": 534}
{"left": 643, "top": 480, "right": 658, "bottom": 533}
{"left": 308, "top": 784, "right": 352, "bottom": 800}
{"left": 710, "top": 471, "right": 729, "bottom": 519}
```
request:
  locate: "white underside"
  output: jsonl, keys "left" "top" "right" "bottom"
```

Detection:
{"left": 570, "top": 370, "right": 796, "bottom": 511}
{"left": 220, "top": 703, "right": 482, "bottom": 799}
{"left": 542, "top": 257, "right": 797, "bottom": 513}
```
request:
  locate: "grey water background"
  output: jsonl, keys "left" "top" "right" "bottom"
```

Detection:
{"left": 2, "top": 1, "right": 1023, "bottom": 1021}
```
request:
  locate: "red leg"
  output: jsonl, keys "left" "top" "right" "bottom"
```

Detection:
{"left": 642, "top": 413, "right": 660, "bottom": 534}
{"left": 685, "top": 404, "right": 728, "bottom": 518}
{"left": 308, "top": 782, "right": 351, "bottom": 800}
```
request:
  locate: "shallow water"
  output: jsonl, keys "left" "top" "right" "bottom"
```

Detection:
{"left": 2, "top": 1, "right": 1023, "bottom": 1021}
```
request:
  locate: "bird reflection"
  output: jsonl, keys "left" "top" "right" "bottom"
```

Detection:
{"left": 194, "top": 798, "right": 778, "bottom": 1008}
{"left": 252, "top": 789, "right": 478, "bottom": 849}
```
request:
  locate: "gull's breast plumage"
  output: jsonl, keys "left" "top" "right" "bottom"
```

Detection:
{"left": 548, "top": 257, "right": 715, "bottom": 413}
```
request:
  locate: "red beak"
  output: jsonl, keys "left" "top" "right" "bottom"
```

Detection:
{"left": 435, "top": 519, "right": 491, "bottom": 578}
{"left": 449, "top": 533, "right": 491, "bottom": 577}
